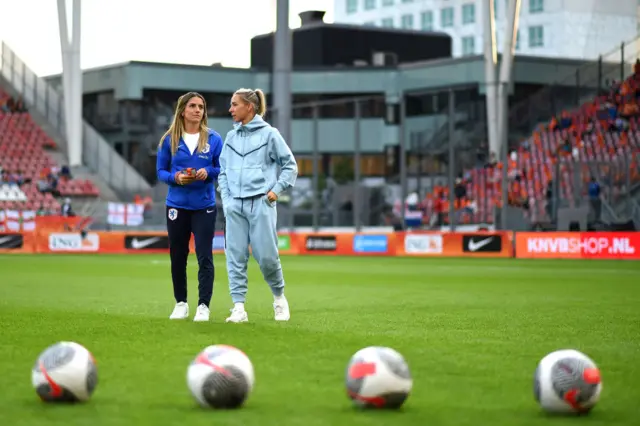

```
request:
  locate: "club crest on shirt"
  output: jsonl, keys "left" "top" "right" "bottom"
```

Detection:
{"left": 202, "top": 143, "right": 210, "bottom": 154}
{"left": 168, "top": 208, "right": 178, "bottom": 221}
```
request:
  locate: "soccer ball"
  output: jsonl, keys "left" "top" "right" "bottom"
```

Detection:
{"left": 533, "top": 349, "right": 602, "bottom": 414}
{"left": 31, "top": 341, "right": 98, "bottom": 403}
{"left": 345, "top": 346, "right": 412, "bottom": 409}
{"left": 186, "top": 344, "right": 255, "bottom": 409}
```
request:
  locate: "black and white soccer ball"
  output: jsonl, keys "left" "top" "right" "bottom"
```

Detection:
{"left": 31, "top": 341, "right": 98, "bottom": 403}
{"left": 533, "top": 349, "right": 602, "bottom": 414}
{"left": 345, "top": 346, "right": 412, "bottom": 409}
{"left": 187, "top": 344, "right": 255, "bottom": 409}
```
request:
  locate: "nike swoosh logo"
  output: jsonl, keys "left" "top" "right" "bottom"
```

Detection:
{"left": 468, "top": 237, "right": 493, "bottom": 251}
{"left": 131, "top": 237, "right": 161, "bottom": 249}
{"left": 0, "top": 236, "right": 12, "bottom": 245}
{"left": 206, "top": 209, "right": 215, "bottom": 213}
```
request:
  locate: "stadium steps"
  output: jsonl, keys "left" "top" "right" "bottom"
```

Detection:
{"left": 0, "top": 77, "right": 121, "bottom": 203}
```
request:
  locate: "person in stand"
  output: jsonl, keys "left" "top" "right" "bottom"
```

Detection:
{"left": 156, "top": 92, "right": 223, "bottom": 322}
{"left": 218, "top": 88, "right": 298, "bottom": 323}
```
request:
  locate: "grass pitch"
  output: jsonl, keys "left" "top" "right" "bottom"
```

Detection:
{"left": 0, "top": 254, "right": 639, "bottom": 426}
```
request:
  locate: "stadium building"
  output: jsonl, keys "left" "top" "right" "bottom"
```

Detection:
{"left": 0, "top": 8, "right": 638, "bottom": 232}
{"left": 333, "top": 0, "right": 639, "bottom": 60}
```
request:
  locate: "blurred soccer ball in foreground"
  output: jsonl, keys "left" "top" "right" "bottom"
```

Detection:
{"left": 32, "top": 341, "right": 98, "bottom": 403}
{"left": 187, "top": 344, "right": 254, "bottom": 409}
{"left": 534, "top": 349, "right": 602, "bottom": 414}
{"left": 345, "top": 346, "right": 412, "bottom": 409}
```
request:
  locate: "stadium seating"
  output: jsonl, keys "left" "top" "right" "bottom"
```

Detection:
{"left": 421, "top": 68, "right": 640, "bottom": 226}
{"left": 0, "top": 89, "right": 101, "bottom": 213}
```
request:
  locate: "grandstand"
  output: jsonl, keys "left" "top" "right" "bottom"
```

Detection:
{"left": 0, "top": 89, "right": 100, "bottom": 213}
{"left": 421, "top": 65, "right": 640, "bottom": 225}
{"left": 420, "top": 40, "right": 640, "bottom": 231}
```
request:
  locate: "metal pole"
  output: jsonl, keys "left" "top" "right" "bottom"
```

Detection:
{"left": 501, "top": 82, "right": 509, "bottom": 231}
{"left": 399, "top": 97, "right": 407, "bottom": 229}
{"left": 416, "top": 132, "right": 423, "bottom": 197}
{"left": 483, "top": 0, "right": 499, "bottom": 157}
{"left": 273, "top": 0, "right": 292, "bottom": 146}
{"left": 620, "top": 42, "right": 625, "bottom": 83}
{"left": 448, "top": 89, "right": 456, "bottom": 232}
{"left": 354, "top": 100, "right": 362, "bottom": 232}
{"left": 311, "top": 104, "right": 320, "bottom": 231}
{"left": 597, "top": 55, "right": 603, "bottom": 94}
{"left": 575, "top": 70, "right": 580, "bottom": 105}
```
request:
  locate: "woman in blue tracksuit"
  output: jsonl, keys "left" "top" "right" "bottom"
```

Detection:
{"left": 218, "top": 88, "right": 298, "bottom": 323}
{"left": 156, "top": 92, "right": 223, "bottom": 322}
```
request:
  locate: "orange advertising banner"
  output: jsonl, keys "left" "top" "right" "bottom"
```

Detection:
{"left": 515, "top": 232, "right": 640, "bottom": 260}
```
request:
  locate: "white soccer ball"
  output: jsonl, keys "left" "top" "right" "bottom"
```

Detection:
{"left": 534, "top": 349, "right": 602, "bottom": 414}
{"left": 187, "top": 344, "right": 255, "bottom": 409}
{"left": 31, "top": 341, "right": 98, "bottom": 403}
{"left": 345, "top": 346, "right": 412, "bottom": 409}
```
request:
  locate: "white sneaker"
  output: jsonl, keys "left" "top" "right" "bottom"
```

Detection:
{"left": 193, "top": 304, "right": 210, "bottom": 322}
{"left": 225, "top": 306, "right": 248, "bottom": 323}
{"left": 169, "top": 302, "right": 189, "bottom": 319}
{"left": 273, "top": 296, "right": 290, "bottom": 321}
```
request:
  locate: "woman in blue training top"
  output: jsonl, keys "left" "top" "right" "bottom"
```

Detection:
{"left": 156, "top": 92, "right": 223, "bottom": 323}
{"left": 218, "top": 88, "right": 298, "bottom": 323}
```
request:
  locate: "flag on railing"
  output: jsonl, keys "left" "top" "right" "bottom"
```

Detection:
{"left": 107, "top": 202, "right": 145, "bottom": 226}
{"left": 0, "top": 210, "right": 37, "bottom": 232}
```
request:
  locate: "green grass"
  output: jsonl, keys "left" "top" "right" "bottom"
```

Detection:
{"left": 0, "top": 254, "right": 639, "bottom": 426}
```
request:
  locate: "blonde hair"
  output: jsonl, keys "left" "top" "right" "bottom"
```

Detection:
{"left": 158, "top": 92, "right": 209, "bottom": 155}
{"left": 234, "top": 88, "right": 267, "bottom": 117}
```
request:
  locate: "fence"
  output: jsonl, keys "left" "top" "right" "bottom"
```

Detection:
{"left": 0, "top": 42, "right": 150, "bottom": 193}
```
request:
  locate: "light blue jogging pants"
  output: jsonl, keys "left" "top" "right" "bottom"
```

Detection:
{"left": 224, "top": 194, "right": 285, "bottom": 303}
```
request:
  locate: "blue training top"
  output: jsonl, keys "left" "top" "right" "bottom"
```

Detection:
{"left": 156, "top": 129, "right": 223, "bottom": 210}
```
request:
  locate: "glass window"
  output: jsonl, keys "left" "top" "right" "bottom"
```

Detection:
{"left": 441, "top": 7, "right": 454, "bottom": 27}
{"left": 462, "top": 3, "right": 475, "bottom": 24}
{"left": 421, "top": 11, "right": 433, "bottom": 30}
{"left": 528, "top": 25, "right": 544, "bottom": 47}
{"left": 462, "top": 36, "right": 475, "bottom": 55}
{"left": 530, "top": 0, "right": 543, "bottom": 13}
{"left": 401, "top": 14, "right": 414, "bottom": 29}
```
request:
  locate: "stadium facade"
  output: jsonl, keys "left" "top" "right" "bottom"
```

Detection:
{"left": 332, "top": 0, "right": 639, "bottom": 60}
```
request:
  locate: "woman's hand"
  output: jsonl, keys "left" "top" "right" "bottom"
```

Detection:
{"left": 195, "top": 168, "right": 208, "bottom": 181}
{"left": 175, "top": 171, "right": 196, "bottom": 185}
{"left": 267, "top": 191, "right": 278, "bottom": 202}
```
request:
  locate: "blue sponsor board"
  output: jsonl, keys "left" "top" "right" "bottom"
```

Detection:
{"left": 353, "top": 234, "right": 388, "bottom": 253}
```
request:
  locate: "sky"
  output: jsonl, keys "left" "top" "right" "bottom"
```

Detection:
{"left": 0, "top": 0, "right": 335, "bottom": 77}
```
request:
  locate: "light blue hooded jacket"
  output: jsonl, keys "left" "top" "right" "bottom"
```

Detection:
{"left": 218, "top": 115, "right": 298, "bottom": 206}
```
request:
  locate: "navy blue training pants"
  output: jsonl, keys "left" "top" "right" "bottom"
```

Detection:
{"left": 166, "top": 206, "right": 217, "bottom": 307}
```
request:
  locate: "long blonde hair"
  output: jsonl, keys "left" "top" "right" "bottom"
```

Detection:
{"left": 234, "top": 88, "right": 267, "bottom": 117}
{"left": 158, "top": 92, "right": 209, "bottom": 155}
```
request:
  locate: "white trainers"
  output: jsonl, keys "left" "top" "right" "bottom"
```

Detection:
{"left": 225, "top": 306, "right": 248, "bottom": 323}
{"left": 193, "top": 304, "right": 210, "bottom": 322}
{"left": 273, "top": 296, "right": 290, "bottom": 321}
{"left": 169, "top": 302, "right": 189, "bottom": 319}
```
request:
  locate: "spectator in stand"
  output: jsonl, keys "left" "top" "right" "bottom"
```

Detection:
{"left": 59, "top": 165, "right": 72, "bottom": 180}
{"left": 454, "top": 178, "right": 466, "bottom": 202}
{"left": 61, "top": 198, "right": 75, "bottom": 217}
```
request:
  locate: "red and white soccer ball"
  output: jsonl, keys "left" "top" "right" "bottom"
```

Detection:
{"left": 534, "top": 349, "right": 602, "bottom": 414}
{"left": 32, "top": 341, "right": 98, "bottom": 403}
{"left": 345, "top": 346, "right": 413, "bottom": 409}
{"left": 187, "top": 344, "right": 255, "bottom": 409}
